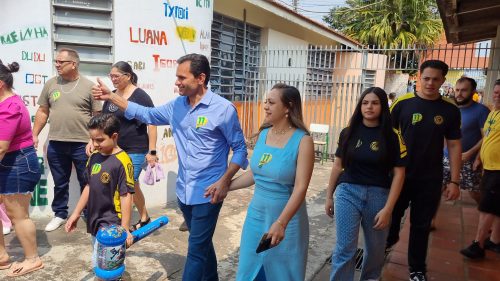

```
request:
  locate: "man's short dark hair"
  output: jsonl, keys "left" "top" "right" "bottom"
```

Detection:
{"left": 177, "top": 53, "right": 210, "bottom": 86}
{"left": 495, "top": 79, "right": 500, "bottom": 87}
{"left": 456, "top": 77, "right": 477, "bottom": 92}
{"left": 88, "top": 114, "right": 120, "bottom": 137}
{"left": 420, "top": 60, "right": 449, "bottom": 76}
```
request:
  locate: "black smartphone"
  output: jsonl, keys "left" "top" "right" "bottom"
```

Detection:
{"left": 256, "top": 233, "right": 273, "bottom": 253}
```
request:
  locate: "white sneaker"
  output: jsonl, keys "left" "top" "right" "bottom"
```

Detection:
{"left": 2, "top": 227, "right": 11, "bottom": 235}
{"left": 45, "top": 217, "right": 66, "bottom": 232}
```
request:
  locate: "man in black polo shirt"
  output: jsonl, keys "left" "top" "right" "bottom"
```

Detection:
{"left": 386, "top": 60, "right": 462, "bottom": 281}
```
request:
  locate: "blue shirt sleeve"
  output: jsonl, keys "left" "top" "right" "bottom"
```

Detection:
{"left": 124, "top": 100, "right": 173, "bottom": 125}
{"left": 220, "top": 104, "right": 248, "bottom": 169}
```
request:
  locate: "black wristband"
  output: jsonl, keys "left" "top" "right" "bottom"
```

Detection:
{"left": 149, "top": 150, "right": 157, "bottom": 156}
{"left": 449, "top": 181, "right": 459, "bottom": 186}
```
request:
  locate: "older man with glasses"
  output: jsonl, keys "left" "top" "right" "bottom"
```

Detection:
{"left": 32, "top": 48, "right": 102, "bottom": 232}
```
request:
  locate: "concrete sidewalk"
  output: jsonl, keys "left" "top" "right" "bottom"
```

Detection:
{"left": 0, "top": 161, "right": 335, "bottom": 281}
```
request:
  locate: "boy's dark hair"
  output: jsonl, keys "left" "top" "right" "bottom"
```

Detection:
{"left": 177, "top": 53, "right": 210, "bottom": 86}
{"left": 419, "top": 60, "right": 449, "bottom": 76}
{"left": 456, "top": 77, "right": 477, "bottom": 92}
{"left": 388, "top": 92, "right": 396, "bottom": 100}
{"left": 88, "top": 114, "right": 120, "bottom": 137}
{"left": 495, "top": 79, "right": 500, "bottom": 87}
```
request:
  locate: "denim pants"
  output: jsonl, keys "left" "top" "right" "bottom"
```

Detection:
{"left": 127, "top": 153, "right": 147, "bottom": 181}
{"left": 178, "top": 198, "right": 223, "bottom": 281}
{"left": 330, "top": 183, "right": 389, "bottom": 281}
{"left": 47, "top": 141, "right": 88, "bottom": 219}
{"left": 386, "top": 179, "right": 441, "bottom": 273}
{"left": 0, "top": 146, "right": 41, "bottom": 194}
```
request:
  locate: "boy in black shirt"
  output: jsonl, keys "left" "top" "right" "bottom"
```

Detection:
{"left": 386, "top": 60, "right": 462, "bottom": 281}
{"left": 65, "top": 114, "right": 134, "bottom": 248}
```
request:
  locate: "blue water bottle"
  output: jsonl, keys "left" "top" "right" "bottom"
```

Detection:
{"left": 94, "top": 225, "right": 127, "bottom": 280}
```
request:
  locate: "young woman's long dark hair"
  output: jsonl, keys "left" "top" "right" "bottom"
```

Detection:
{"left": 340, "top": 87, "right": 396, "bottom": 169}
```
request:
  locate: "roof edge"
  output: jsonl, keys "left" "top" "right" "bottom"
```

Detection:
{"left": 262, "top": 0, "right": 361, "bottom": 47}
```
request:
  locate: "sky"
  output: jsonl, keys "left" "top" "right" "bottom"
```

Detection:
{"left": 277, "top": 0, "right": 347, "bottom": 26}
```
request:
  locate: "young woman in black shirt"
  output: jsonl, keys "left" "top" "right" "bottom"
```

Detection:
{"left": 325, "top": 87, "right": 406, "bottom": 281}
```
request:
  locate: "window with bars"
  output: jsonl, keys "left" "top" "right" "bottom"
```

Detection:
{"left": 306, "top": 46, "right": 334, "bottom": 99}
{"left": 362, "top": 69, "right": 376, "bottom": 90}
{"left": 210, "top": 13, "right": 261, "bottom": 101}
{"left": 52, "top": 0, "right": 113, "bottom": 77}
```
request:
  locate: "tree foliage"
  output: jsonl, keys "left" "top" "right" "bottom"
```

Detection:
{"left": 323, "top": 0, "right": 443, "bottom": 48}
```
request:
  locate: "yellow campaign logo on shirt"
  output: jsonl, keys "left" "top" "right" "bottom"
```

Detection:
{"left": 52, "top": 91, "right": 61, "bottom": 101}
{"left": 100, "top": 172, "right": 110, "bottom": 184}
{"left": 370, "top": 141, "right": 379, "bottom": 151}
{"left": 196, "top": 116, "right": 208, "bottom": 129}
{"left": 434, "top": 115, "right": 444, "bottom": 125}
{"left": 91, "top": 163, "right": 102, "bottom": 175}
{"left": 258, "top": 153, "right": 272, "bottom": 168}
{"left": 412, "top": 113, "right": 423, "bottom": 125}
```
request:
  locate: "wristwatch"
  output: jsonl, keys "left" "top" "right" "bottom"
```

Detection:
{"left": 149, "top": 150, "right": 157, "bottom": 156}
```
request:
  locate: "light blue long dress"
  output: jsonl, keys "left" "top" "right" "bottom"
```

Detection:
{"left": 236, "top": 128, "right": 309, "bottom": 281}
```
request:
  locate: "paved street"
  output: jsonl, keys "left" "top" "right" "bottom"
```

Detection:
{"left": 1, "top": 162, "right": 335, "bottom": 281}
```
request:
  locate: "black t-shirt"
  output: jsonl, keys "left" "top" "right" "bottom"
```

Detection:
{"left": 103, "top": 88, "right": 154, "bottom": 154}
{"left": 84, "top": 151, "right": 135, "bottom": 235}
{"left": 335, "top": 124, "right": 406, "bottom": 188}
{"left": 390, "top": 93, "right": 461, "bottom": 181}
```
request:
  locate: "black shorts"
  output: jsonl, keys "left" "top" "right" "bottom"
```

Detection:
{"left": 478, "top": 170, "right": 500, "bottom": 217}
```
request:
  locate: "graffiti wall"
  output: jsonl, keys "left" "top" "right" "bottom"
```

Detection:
{"left": 2, "top": 0, "right": 53, "bottom": 217}
{"left": 1, "top": 0, "right": 213, "bottom": 217}
{"left": 113, "top": 0, "right": 213, "bottom": 206}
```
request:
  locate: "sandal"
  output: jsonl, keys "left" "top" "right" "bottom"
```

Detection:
{"left": 0, "top": 251, "right": 11, "bottom": 270}
{"left": 130, "top": 217, "right": 151, "bottom": 232}
{"left": 7, "top": 257, "right": 44, "bottom": 277}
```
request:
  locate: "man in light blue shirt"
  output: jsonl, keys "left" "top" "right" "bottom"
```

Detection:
{"left": 93, "top": 54, "right": 248, "bottom": 281}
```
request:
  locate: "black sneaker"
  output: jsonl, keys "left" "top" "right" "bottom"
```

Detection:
{"left": 460, "top": 240, "right": 485, "bottom": 259}
{"left": 484, "top": 238, "right": 500, "bottom": 253}
{"left": 409, "top": 271, "right": 427, "bottom": 281}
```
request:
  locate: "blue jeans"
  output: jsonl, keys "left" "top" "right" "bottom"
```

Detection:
{"left": 178, "top": 198, "right": 223, "bottom": 281}
{"left": 47, "top": 141, "right": 88, "bottom": 219}
{"left": 330, "top": 183, "right": 389, "bottom": 281}
{"left": 127, "top": 153, "right": 146, "bottom": 181}
{"left": 0, "top": 146, "right": 41, "bottom": 194}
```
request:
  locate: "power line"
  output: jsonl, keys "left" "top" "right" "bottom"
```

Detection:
{"left": 275, "top": 0, "right": 334, "bottom": 13}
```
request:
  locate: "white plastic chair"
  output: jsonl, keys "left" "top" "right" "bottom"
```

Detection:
{"left": 310, "top": 123, "right": 330, "bottom": 164}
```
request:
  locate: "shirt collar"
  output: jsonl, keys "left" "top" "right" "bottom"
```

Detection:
{"left": 199, "top": 88, "right": 215, "bottom": 106}
{"left": 183, "top": 88, "right": 215, "bottom": 108}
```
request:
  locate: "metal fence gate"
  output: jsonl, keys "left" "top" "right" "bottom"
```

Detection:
{"left": 232, "top": 42, "right": 498, "bottom": 158}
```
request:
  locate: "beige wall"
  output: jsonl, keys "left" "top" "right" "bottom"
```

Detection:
{"left": 214, "top": 0, "right": 356, "bottom": 47}
{"left": 261, "top": 28, "right": 309, "bottom": 82}
{"left": 333, "top": 52, "right": 387, "bottom": 88}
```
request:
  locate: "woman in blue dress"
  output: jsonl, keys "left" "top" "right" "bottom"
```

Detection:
{"left": 325, "top": 87, "right": 406, "bottom": 281}
{"left": 209, "top": 83, "right": 314, "bottom": 280}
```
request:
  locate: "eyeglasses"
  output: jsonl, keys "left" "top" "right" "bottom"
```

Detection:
{"left": 108, "top": 73, "right": 128, "bottom": 80}
{"left": 55, "top": 60, "right": 74, "bottom": 65}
